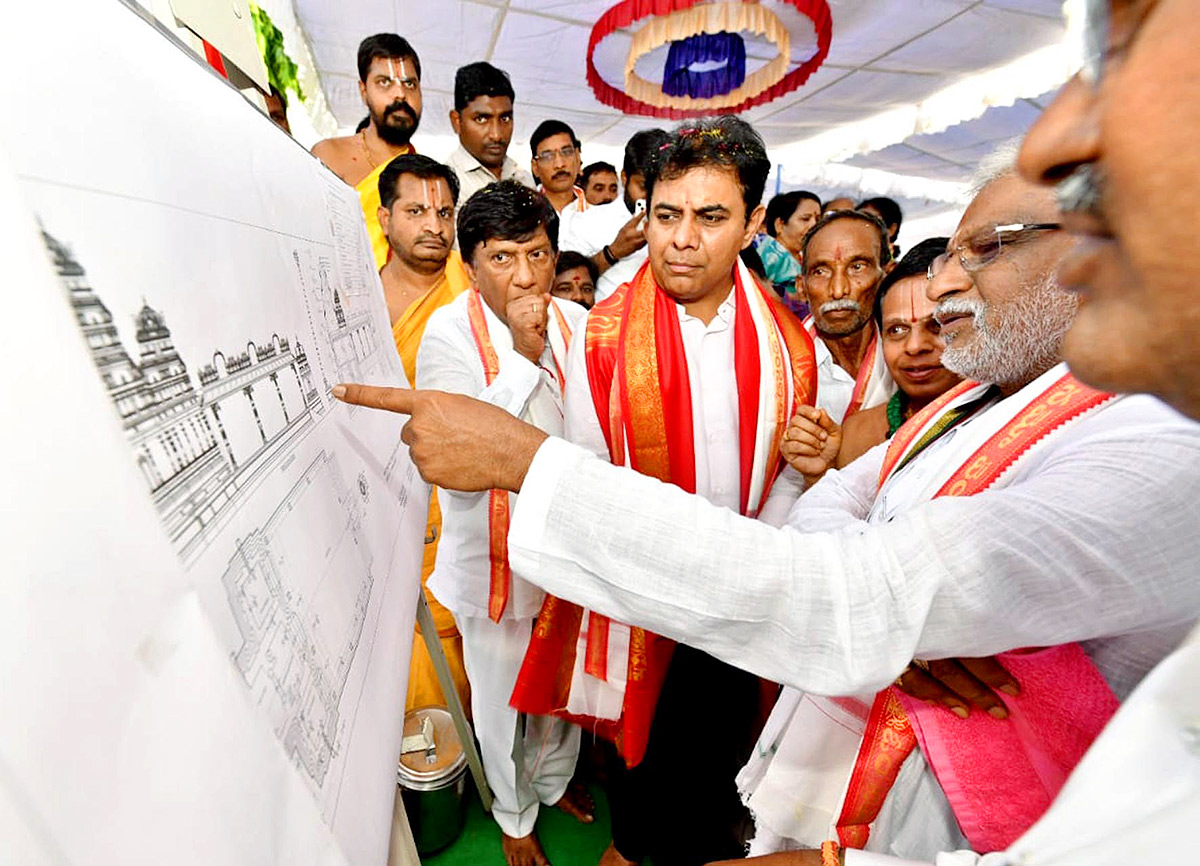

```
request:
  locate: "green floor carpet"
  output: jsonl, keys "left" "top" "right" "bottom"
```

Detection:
{"left": 422, "top": 780, "right": 659, "bottom": 865}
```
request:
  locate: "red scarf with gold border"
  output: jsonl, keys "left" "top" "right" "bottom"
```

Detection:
{"left": 511, "top": 259, "right": 816, "bottom": 766}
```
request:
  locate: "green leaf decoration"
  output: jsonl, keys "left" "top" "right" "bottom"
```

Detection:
{"left": 250, "top": 4, "right": 304, "bottom": 105}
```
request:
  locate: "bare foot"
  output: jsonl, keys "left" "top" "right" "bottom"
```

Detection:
{"left": 554, "top": 782, "right": 595, "bottom": 824}
{"left": 502, "top": 831, "right": 550, "bottom": 866}
{"left": 598, "top": 841, "right": 639, "bottom": 866}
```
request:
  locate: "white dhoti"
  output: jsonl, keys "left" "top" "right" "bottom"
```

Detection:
{"left": 455, "top": 613, "right": 580, "bottom": 838}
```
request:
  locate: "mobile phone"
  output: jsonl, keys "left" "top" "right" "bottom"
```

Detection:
{"left": 634, "top": 198, "right": 646, "bottom": 215}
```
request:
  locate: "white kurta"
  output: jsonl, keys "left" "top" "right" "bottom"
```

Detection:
{"left": 558, "top": 288, "right": 804, "bottom": 718}
{"left": 509, "top": 383, "right": 1200, "bottom": 696}
{"left": 418, "top": 292, "right": 586, "bottom": 619}
{"left": 811, "top": 325, "right": 896, "bottom": 423}
{"left": 558, "top": 197, "right": 647, "bottom": 303}
{"left": 415, "top": 292, "right": 586, "bottom": 838}
{"left": 505, "top": 380, "right": 1200, "bottom": 849}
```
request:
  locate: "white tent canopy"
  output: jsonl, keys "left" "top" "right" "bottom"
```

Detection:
{"left": 274, "top": 0, "right": 1082, "bottom": 247}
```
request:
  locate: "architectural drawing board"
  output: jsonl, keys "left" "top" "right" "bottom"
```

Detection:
{"left": 0, "top": 1, "right": 429, "bottom": 862}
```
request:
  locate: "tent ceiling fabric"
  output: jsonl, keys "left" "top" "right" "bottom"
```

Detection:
{"left": 292, "top": 0, "right": 1079, "bottom": 239}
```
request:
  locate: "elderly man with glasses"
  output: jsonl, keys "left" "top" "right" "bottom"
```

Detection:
{"left": 334, "top": 136, "right": 1200, "bottom": 863}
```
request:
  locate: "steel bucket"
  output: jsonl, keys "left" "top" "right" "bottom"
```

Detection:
{"left": 397, "top": 705, "right": 469, "bottom": 855}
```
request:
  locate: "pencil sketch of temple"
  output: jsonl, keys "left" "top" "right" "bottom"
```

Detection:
{"left": 221, "top": 450, "right": 373, "bottom": 787}
{"left": 45, "top": 229, "right": 323, "bottom": 559}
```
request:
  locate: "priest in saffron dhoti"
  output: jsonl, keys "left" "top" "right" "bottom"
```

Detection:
{"left": 510, "top": 117, "right": 817, "bottom": 866}
{"left": 333, "top": 140, "right": 1200, "bottom": 866}
{"left": 375, "top": 153, "right": 473, "bottom": 716}
{"left": 414, "top": 180, "right": 592, "bottom": 866}
{"left": 312, "top": 33, "right": 422, "bottom": 269}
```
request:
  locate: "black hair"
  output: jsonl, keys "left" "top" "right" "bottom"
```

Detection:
{"left": 378, "top": 154, "right": 461, "bottom": 210}
{"left": 355, "top": 115, "right": 370, "bottom": 133}
{"left": 873, "top": 237, "right": 947, "bottom": 326}
{"left": 267, "top": 84, "right": 287, "bottom": 110}
{"left": 800, "top": 210, "right": 894, "bottom": 273}
{"left": 582, "top": 161, "right": 618, "bottom": 185}
{"left": 454, "top": 62, "right": 515, "bottom": 113}
{"left": 357, "top": 34, "right": 421, "bottom": 83}
{"left": 457, "top": 180, "right": 559, "bottom": 263}
{"left": 646, "top": 116, "right": 771, "bottom": 219}
{"left": 622, "top": 128, "right": 671, "bottom": 179}
{"left": 555, "top": 250, "right": 599, "bottom": 285}
{"left": 858, "top": 196, "right": 903, "bottom": 237}
{"left": 740, "top": 246, "right": 768, "bottom": 282}
{"left": 530, "top": 120, "right": 580, "bottom": 156}
{"left": 765, "top": 190, "right": 821, "bottom": 237}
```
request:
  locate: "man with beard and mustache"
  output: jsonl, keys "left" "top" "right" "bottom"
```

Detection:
{"left": 529, "top": 119, "right": 587, "bottom": 231}
{"left": 799, "top": 211, "right": 898, "bottom": 424}
{"left": 559, "top": 128, "right": 670, "bottom": 304}
{"left": 332, "top": 147, "right": 1200, "bottom": 863}
{"left": 446, "top": 63, "right": 535, "bottom": 208}
{"left": 312, "top": 33, "right": 423, "bottom": 269}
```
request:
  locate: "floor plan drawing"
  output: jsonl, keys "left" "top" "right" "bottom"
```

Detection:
{"left": 222, "top": 449, "right": 372, "bottom": 789}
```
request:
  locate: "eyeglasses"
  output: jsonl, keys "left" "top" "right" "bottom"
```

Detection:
{"left": 1080, "top": 0, "right": 1110, "bottom": 86}
{"left": 927, "top": 223, "right": 1062, "bottom": 280}
{"left": 534, "top": 145, "right": 577, "bottom": 164}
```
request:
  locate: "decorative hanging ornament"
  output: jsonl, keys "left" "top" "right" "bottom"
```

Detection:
{"left": 587, "top": 0, "right": 832, "bottom": 120}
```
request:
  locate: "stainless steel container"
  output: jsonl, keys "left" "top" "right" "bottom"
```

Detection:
{"left": 397, "top": 705, "right": 469, "bottom": 855}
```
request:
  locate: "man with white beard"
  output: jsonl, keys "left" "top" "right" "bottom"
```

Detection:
{"left": 728, "top": 148, "right": 1107, "bottom": 864}
{"left": 333, "top": 155, "right": 1200, "bottom": 864}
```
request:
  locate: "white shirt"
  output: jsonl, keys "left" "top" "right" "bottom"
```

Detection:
{"left": 813, "top": 332, "right": 857, "bottom": 422}
{"left": 416, "top": 292, "right": 586, "bottom": 619}
{"left": 507, "top": 391, "right": 1200, "bottom": 703}
{"left": 811, "top": 325, "right": 895, "bottom": 424}
{"left": 446, "top": 144, "right": 535, "bottom": 208}
{"left": 564, "top": 288, "right": 804, "bottom": 516}
{"left": 847, "top": 621, "right": 1200, "bottom": 866}
{"left": 558, "top": 197, "right": 647, "bottom": 303}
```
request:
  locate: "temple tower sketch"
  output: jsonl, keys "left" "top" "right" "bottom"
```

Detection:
{"left": 45, "top": 229, "right": 325, "bottom": 559}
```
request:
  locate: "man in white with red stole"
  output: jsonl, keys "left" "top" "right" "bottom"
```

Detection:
{"left": 415, "top": 180, "right": 589, "bottom": 866}
{"left": 720, "top": 150, "right": 1188, "bottom": 864}
{"left": 511, "top": 117, "right": 817, "bottom": 866}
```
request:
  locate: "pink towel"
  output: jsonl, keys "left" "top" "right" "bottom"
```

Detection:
{"left": 895, "top": 645, "right": 1119, "bottom": 852}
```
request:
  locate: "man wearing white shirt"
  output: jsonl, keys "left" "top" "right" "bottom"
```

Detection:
{"left": 800, "top": 211, "right": 897, "bottom": 423}
{"left": 558, "top": 128, "right": 669, "bottom": 303}
{"left": 415, "top": 181, "right": 589, "bottom": 866}
{"left": 446, "top": 63, "right": 535, "bottom": 209}
{"left": 529, "top": 119, "right": 587, "bottom": 231}
{"left": 336, "top": 131, "right": 1200, "bottom": 862}
{"left": 511, "top": 117, "right": 816, "bottom": 866}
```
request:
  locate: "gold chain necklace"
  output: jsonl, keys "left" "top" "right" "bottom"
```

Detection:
{"left": 359, "top": 130, "right": 378, "bottom": 169}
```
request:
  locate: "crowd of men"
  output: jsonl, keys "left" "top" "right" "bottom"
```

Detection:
{"left": 312, "top": 4, "right": 1200, "bottom": 865}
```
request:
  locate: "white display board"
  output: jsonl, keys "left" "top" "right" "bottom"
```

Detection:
{"left": 0, "top": 1, "right": 426, "bottom": 863}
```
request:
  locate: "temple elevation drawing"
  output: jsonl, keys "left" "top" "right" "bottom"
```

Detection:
{"left": 44, "top": 228, "right": 324, "bottom": 560}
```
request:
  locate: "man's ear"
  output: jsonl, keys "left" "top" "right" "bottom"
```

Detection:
{"left": 743, "top": 203, "right": 767, "bottom": 248}
{"left": 620, "top": 171, "right": 628, "bottom": 188}
{"left": 359, "top": 80, "right": 367, "bottom": 106}
{"left": 449, "top": 110, "right": 461, "bottom": 136}
{"left": 883, "top": 260, "right": 897, "bottom": 275}
{"left": 462, "top": 256, "right": 477, "bottom": 289}
{"left": 377, "top": 206, "right": 391, "bottom": 237}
